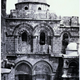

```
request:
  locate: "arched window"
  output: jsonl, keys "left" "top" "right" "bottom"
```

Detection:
{"left": 68, "top": 62, "right": 78, "bottom": 76}
{"left": 25, "top": 7, "right": 28, "bottom": 10}
{"left": 62, "top": 33, "right": 69, "bottom": 54}
{"left": 40, "top": 32, "right": 45, "bottom": 45}
{"left": 38, "top": 7, "right": 41, "bottom": 10}
{"left": 62, "top": 33, "right": 68, "bottom": 46}
{"left": 22, "top": 32, "right": 27, "bottom": 41}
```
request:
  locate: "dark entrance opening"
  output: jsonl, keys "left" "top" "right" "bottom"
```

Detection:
{"left": 18, "top": 74, "right": 32, "bottom": 80}
{"left": 62, "top": 33, "right": 69, "bottom": 54}
{"left": 15, "top": 63, "right": 32, "bottom": 80}
{"left": 40, "top": 32, "right": 45, "bottom": 45}
{"left": 22, "top": 32, "right": 27, "bottom": 41}
{"left": 35, "top": 74, "right": 50, "bottom": 80}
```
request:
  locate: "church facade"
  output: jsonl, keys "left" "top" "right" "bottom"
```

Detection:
{"left": 1, "top": 0, "right": 79, "bottom": 80}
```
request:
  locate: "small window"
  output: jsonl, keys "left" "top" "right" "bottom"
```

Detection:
{"left": 62, "top": 33, "right": 68, "bottom": 46}
{"left": 25, "top": 7, "right": 28, "bottom": 10}
{"left": 63, "top": 33, "right": 68, "bottom": 40}
{"left": 40, "top": 32, "right": 45, "bottom": 45}
{"left": 62, "top": 33, "right": 69, "bottom": 54}
{"left": 22, "top": 32, "right": 27, "bottom": 41}
{"left": 38, "top": 7, "right": 41, "bottom": 10}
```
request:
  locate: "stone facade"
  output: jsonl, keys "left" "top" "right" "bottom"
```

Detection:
{"left": 1, "top": 0, "right": 79, "bottom": 80}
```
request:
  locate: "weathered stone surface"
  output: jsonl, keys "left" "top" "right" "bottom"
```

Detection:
{"left": 1, "top": 0, "right": 79, "bottom": 80}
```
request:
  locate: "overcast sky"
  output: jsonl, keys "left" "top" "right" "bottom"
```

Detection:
{"left": 6, "top": 0, "right": 79, "bottom": 16}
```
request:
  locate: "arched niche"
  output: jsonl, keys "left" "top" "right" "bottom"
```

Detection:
{"left": 13, "top": 23, "right": 33, "bottom": 53}
{"left": 68, "top": 61, "right": 79, "bottom": 76}
{"left": 22, "top": 32, "right": 27, "bottom": 41}
{"left": 15, "top": 61, "right": 32, "bottom": 80}
{"left": 40, "top": 31, "right": 45, "bottom": 45}
{"left": 33, "top": 61, "right": 52, "bottom": 80}
{"left": 33, "top": 23, "right": 54, "bottom": 53}
{"left": 61, "top": 31, "right": 70, "bottom": 54}
{"left": 13, "top": 23, "right": 33, "bottom": 36}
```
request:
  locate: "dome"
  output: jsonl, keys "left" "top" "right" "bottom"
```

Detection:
{"left": 66, "top": 42, "right": 77, "bottom": 50}
{"left": 18, "top": 0, "right": 47, "bottom": 3}
{"left": 66, "top": 42, "right": 78, "bottom": 57}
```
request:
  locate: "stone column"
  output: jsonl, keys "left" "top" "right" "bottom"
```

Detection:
{"left": 14, "top": 36, "right": 18, "bottom": 53}
{"left": 50, "top": 74, "right": 55, "bottom": 80}
{"left": 62, "top": 58, "right": 68, "bottom": 80}
{"left": 33, "top": 36, "right": 38, "bottom": 53}
{"left": 32, "top": 75, "right": 36, "bottom": 80}
{"left": 8, "top": 67, "right": 15, "bottom": 80}
{"left": 51, "top": 37, "right": 53, "bottom": 53}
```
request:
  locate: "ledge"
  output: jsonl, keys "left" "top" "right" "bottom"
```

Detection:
{"left": 6, "top": 18, "right": 61, "bottom": 21}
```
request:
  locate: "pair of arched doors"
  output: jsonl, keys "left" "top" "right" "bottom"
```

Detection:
{"left": 15, "top": 61, "right": 52, "bottom": 80}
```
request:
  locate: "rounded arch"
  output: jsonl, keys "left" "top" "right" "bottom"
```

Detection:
{"left": 60, "top": 31, "right": 71, "bottom": 38}
{"left": 32, "top": 60, "right": 53, "bottom": 75}
{"left": 40, "top": 31, "right": 45, "bottom": 45}
{"left": 15, "top": 60, "right": 32, "bottom": 69}
{"left": 13, "top": 23, "right": 33, "bottom": 36}
{"left": 38, "top": 7, "right": 41, "bottom": 10}
{"left": 68, "top": 60, "right": 79, "bottom": 75}
{"left": 15, "top": 60, "right": 32, "bottom": 75}
{"left": 68, "top": 59, "right": 79, "bottom": 67}
{"left": 24, "top": 6, "right": 28, "bottom": 10}
{"left": 22, "top": 5, "right": 29, "bottom": 10}
{"left": 22, "top": 31, "right": 27, "bottom": 41}
{"left": 33, "top": 23, "right": 54, "bottom": 37}
{"left": 61, "top": 31, "right": 70, "bottom": 54}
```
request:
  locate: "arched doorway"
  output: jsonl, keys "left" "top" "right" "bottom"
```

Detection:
{"left": 15, "top": 62, "right": 32, "bottom": 80}
{"left": 33, "top": 61, "right": 52, "bottom": 80}
{"left": 68, "top": 61, "right": 79, "bottom": 80}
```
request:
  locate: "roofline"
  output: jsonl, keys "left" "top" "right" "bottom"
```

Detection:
{"left": 15, "top": 2, "right": 50, "bottom": 7}
{"left": 6, "top": 18, "right": 61, "bottom": 21}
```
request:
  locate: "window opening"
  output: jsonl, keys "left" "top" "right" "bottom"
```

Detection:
{"left": 62, "top": 33, "right": 69, "bottom": 54}
{"left": 22, "top": 32, "right": 27, "bottom": 41}
{"left": 25, "top": 7, "right": 28, "bottom": 10}
{"left": 40, "top": 32, "right": 45, "bottom": 45}
{"left": 62, "top": 33, "right": 68, "bottom": 46}
{"left": 38, "top": 7, "right": 41, "bottom": 10}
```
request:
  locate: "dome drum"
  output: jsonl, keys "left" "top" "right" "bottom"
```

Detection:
{"left": 18, "top": 0, "right": 47, "bottom": 3}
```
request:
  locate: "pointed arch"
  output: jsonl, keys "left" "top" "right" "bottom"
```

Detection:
{"left": 13, "top": 23, "right": 33, "bottom": 36}
{"left": 32, "top": 60, "right": 53, "bottom": 75}
{"left": 33, "top": 23, "right": 54, "bottom": 37}
{"left": 33, "top": 23, "right": 54, "bottom": 53}
{"left": 15, "top": 60, "right": 32, "bottom": 74}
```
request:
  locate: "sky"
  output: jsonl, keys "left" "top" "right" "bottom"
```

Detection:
{"left": 6, "top": 0, "right": 79, "bottom": 16}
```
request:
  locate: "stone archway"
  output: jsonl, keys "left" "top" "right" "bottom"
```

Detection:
{"left": 68, "top": 61, "right": 79, "bottom": 80}
{"left": 15, "top": 62, "right": 32, "bottom": 80}
{"left": 13, "top": 23, "right": 33, "bottom": 53}
{"left": 33, "top": 23, "right": 54, "bottom": 53}
{"left": 33, "top": 61, "right": 52, "bottom": 80}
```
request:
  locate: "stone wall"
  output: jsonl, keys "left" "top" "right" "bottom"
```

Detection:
{"left": 5, "top": 19, "right": 79, "bottom": 55}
